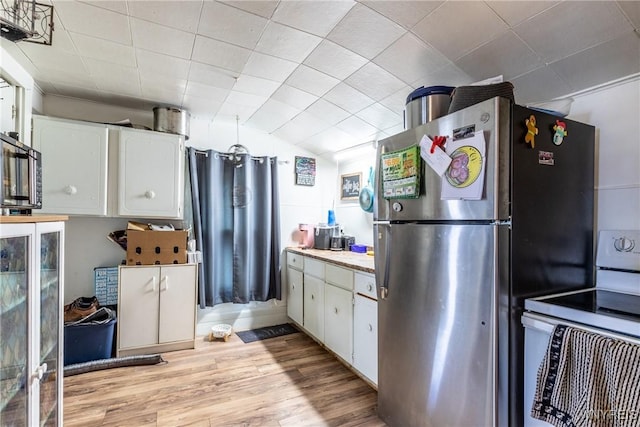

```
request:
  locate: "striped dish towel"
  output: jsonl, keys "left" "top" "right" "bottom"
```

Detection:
{"left": 531, "top": 325, "right": 640, "bottom": 427}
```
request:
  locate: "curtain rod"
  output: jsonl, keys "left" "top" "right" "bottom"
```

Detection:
{"left": 191, "top": 148, "right": 289, "bottom": 164}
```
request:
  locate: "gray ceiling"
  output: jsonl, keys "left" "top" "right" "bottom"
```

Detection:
{"left": 3, "top": 0, "right": 640, "bottom": 155}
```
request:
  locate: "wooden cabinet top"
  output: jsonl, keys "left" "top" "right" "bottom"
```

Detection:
{"left": 286, "top": 247, "right": 374, "bottom": 273}
{"left": 0, "top": 214, "right": 69, "bottom": 224}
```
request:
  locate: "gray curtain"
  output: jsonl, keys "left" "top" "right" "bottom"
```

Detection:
{"left": 187, "top": 147, "right": 281, "bottom": 308}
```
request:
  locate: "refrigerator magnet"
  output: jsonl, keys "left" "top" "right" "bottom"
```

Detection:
{"left": 538, "top": 151, "right": 554, "bottom": 166}
{"left": 525, "top": 115, "right": 538, "bottom": 148}
{"left": 552, "top": 120, "right": 568, "bottom": 145}
{"left": 419, "top": 135, "right": 451, "bottom": 176}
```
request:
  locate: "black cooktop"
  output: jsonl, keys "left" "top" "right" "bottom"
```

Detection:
{"left": 542, "top": 289, "right": 640, "bottom": 321}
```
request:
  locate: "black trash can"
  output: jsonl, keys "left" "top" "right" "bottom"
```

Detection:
{"left": 64, "top": 307, "right": 117, "bottom": 366}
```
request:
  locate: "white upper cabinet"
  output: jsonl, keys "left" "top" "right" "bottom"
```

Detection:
{"left": 117, "top": 128, "right": 184, "bottom": 219}
{"left": 32, "top": 115, "right": 109, "bottom": 215}
{"left": 32, "top": 115, "right": 185, "bottom": 219}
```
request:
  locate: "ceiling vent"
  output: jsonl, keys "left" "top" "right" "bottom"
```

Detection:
{"left": 1, "top": 0, "right": 53, "bottom": 45}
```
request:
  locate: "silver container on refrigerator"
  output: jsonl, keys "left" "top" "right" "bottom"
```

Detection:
{"left": 374, "top": 97, "right": 595, "bottom": 427}
{"left": 153, "top": 106, "right": 190, "bottom": 140}
{"left": 404, "top": 85, "right": 454, "bottom": 130}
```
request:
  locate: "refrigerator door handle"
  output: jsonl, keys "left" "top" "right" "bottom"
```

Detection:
{"left": 380, "top": 225, "right": 391, "bottom": 299}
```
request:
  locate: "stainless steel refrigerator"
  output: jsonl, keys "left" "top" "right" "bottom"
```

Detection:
{"left": 373, "top": 97, "right": 595, "bottom": 427}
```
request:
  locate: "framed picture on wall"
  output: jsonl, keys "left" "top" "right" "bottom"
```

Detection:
{"left": 341, "top": 172, "right": 362, "bottom": 200}
{"left": 295, "top": 156, "right": 316, "bottom": 186}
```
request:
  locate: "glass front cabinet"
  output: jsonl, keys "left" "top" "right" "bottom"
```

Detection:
{"left": 1, "top": 220, "right": 64, "bottom": 426}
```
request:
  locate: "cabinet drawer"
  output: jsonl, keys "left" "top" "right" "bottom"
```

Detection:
{"left": 304, "top": 257, "right": 325, "bottom": 279}
{"left": 287, "top": 252, "right": 304, "bottom": 270}
{"left": 326, "top": 264, "right": 353, "bottom": 291}
{"left": 355, "top": 272, "right": 377, "bottom": 300}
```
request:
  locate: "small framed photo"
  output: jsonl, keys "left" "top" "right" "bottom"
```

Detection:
{"left": 340, "top": 172, "right": 362, "bottom": 200}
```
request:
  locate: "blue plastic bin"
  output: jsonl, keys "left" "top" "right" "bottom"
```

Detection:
{"left": 64, "top": 318, "right": 116, "bottom": 366}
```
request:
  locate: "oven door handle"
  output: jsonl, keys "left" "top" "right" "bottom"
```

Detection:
{"left": 521, "top": 313, "right": 555, "bottom": 334}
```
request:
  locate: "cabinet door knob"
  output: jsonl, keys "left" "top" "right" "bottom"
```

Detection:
{"left": 34, "top": 362, "right": 48, "bottom": 380}
{"left": 311, "top": 294, "right": 315, "bottom": 300}
{"left": 368, "top": 324, "right": 373, "bottom": 332}
{"left": 367, "top": 283, "right": 373, "bottom": 292}
{"left": 334, "top": 307, "right": 338, "bottom": 314}
{"left": 145, "top": 190, "right": 156, "bottom": 199}
{"left": 64, "top": 185, "right": 77, "bottom": 195}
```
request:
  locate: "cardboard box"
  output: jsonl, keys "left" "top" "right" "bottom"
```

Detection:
{"left": 126, "top": 230, "right": 188, "bottom": 265}
{"left": 94, "top": 266, "right": 119, "bottom": 305}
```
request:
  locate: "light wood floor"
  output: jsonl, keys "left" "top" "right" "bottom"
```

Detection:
{"left": 63, "top": 330, "right": 386, "bottom": 427}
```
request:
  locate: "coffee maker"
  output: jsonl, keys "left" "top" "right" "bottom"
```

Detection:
{"left": 314, "top": 224, "right": 339, "bottom": 250}
{"left": 297, "top": 224, "right": 315, "bottom": 248}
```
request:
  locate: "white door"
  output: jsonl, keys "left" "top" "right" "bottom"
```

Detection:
{"left": 118, "top": 266, "right": 160, "bottom": 349}
{"left": 32, "top": 116, "right": 109, "bottom": 215}
{"left": 287, "top": 268, "right": 303, "bottom": 325}
{"left": 354, "top": 294, "right": 378, "bottom": 384}
{"left": 117, "top": 128, "right": 183, "bottom": 218}
{"left": 158, "top": 265, "right": 197, "bottom": 344}
{"left": 324, "top": 283, "right": 353, "bottom": 363}
{"left": 303, "top": 274, "right": 324, "bottom": 342}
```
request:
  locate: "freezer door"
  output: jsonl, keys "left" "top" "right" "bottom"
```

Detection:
{"left": 377, "top": 223, "right": 498, "bottom": 427}
{"left": 374, "top": 97, "right": 511, "bottom": 222}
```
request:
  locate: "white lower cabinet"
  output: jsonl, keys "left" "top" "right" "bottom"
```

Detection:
{"left": 286, "top": 252, "right": 303, "bottom": 326}
{"left": 324, "top": 283, "right": 353, "bottom": 364}
{"left": 303, "top": 274, "right": 325, "bottom": 342}
{"left": 117, "top": 264, "right": 197, "bottom": 356}
{"left": 354, "top": 294, "right": 378, "bottom": 385}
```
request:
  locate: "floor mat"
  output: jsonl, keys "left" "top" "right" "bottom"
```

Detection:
{"left": 236, "top": 323, "right": 299, "bottom": 343}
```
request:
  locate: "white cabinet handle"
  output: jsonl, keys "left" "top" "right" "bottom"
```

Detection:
{"left": 367, "top": 283, "right": 373, "bottom": 292}
{"left": 151, "top": 276, "right": 157, "bottom": 292}
{"left": 291, "top": 284, "right": 295, "bottom": 290}
{"left": 311, "top": 294, "right": 315, "bottom": 300}
{"left": 161, "top": 276, "right": 169, "bottom": 291}
{"left": 368, "top": 324, "right": 373, "bottom": 332}
{"left": 145, "top": 190, "right": 156, "bottom": 199}
{"left": 334, "top": 307, "right": 338, "bottom": 314}
{"left": 64, "top": 185, "right": 77, "bottom": 195}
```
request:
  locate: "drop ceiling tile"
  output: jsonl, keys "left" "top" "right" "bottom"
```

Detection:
{"left": 127, "top": 1, "right": 202, "bottom": 33}
{"left": 301, "top": 127, "right": 359, "bottom": 153}
{"left": 355, "top": 102, "right": 402, "bottom": 130}
{"left": 136, "top": 49, "right": 190, "bottom": 80}
{"left": 514, "top": 2, "right": 633, "bottom": 63}
{"left": 198, "top": 2, "right": 268, "bottom": 49}
{"left": 285, "top": 65, "right": 340, "bottom": 97}
{"left": 327, "top": 3, "right": 405, "bottom": 59}
{"left": 17, "top": 43, "right": 88, "bottom": 73}
{"left": 49, "top": 12, "right": 76, "bottom": 52}
{"left": 336, "top": 115, "right": 378, "bottom": 140}
{"left": 140, "top": 76, "right": 187, "bottom": 106}
{"left": 83, "top": 57, "right": 137, "bottom": 85}
{"left": 219, "top": 1, "right": 279, "bottom": 19}
{"left": 245, "top": 99, "right": 301, "bottom": 133}
{"left": 48, "top": 82, "right": 102, "bottom": 100}
{"left": 233, "top": 74, "right": 281, "bottom": 98}
{"left": 373, "top": 32, "right": 450, "bottom": 85}
{"left": 184, "top": 81, "right": 230, "bottom": 103}
{"left": 412, "top": 1, "right": 508, "bottom": 61}
{"left": 305, "top": 99, "right": 351, "bottom": 126}
{"left": 69, "top": 32, "right": 136, "bottom": 67}
{"left": 41, "top": 68, "right": 97, "bottom": 91}
{"left": 216, "top": 101, "right": 261, "bottom": 122}
{"left": 130, "top": 18, "right": 195, "bottom": 60}
{"left": 242, "top": 52, "right": 298, "bottom": 82}
{"left": 359, "top": 0, "right": 443, "bottom": 29}
{"left": 272, "top": 0, "right": 356, "bottom": 37}
{"left": 303, "top": 40, "right": 368, "bottom": 80}
{"left": 618, "top": 1, "right": 640, "bottom": 28}
{"left": 323, "top": 83, "right": 375, "bottom": 114}
{"left": 53, "top": 1, "right": 131, "bottom": 45}
{"left": 272, "top": 111, "right": 330, "bottom": 143}
{"left": 485, "top": 1, "right": 559, "bottom": 27}
{"left": 183, "top": 95, "right": 223, "bottom": 118}
{"left": 381, "top": 123, "right": 405, "bottom": 138}
{"left": 225, "top": 91, "right": 268, "bottom": 109}
{"left": 255, "top": 22, "right": 322, "bottom": 62}
{"left": 78, "top": 1, "right": 128, "bottom": 15}
{"left": 271, "top": 85, "right": 319, "bottom": 110}
{"left": 411, "top": 63, "right": 473, "bottom": 89}
{"left": 344, "top": 62, "right": 407, "bottom": 102}
{"left": 188, "top": 62, "right": 237, "bottom": 89}
{"left": 35, "top": 80, "right": 59, "bottom": 95}
{"left": 549, "top": 32, "right": 640, "bottom": 93}
{"left": 455, "top": 31, "right": 543, "bottom": 82}
{"left": 192, "top": 36, "right": 252, "bottom": 73}
{"left": 510, "top": 66, "right": 572, "bottom": 104}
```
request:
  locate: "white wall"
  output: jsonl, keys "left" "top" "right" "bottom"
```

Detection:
{"left": 41, "top": 95, "right": 338, "bottom": 307}
{"left": 568, "top": 76, "right": 640, "bottom": 232}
